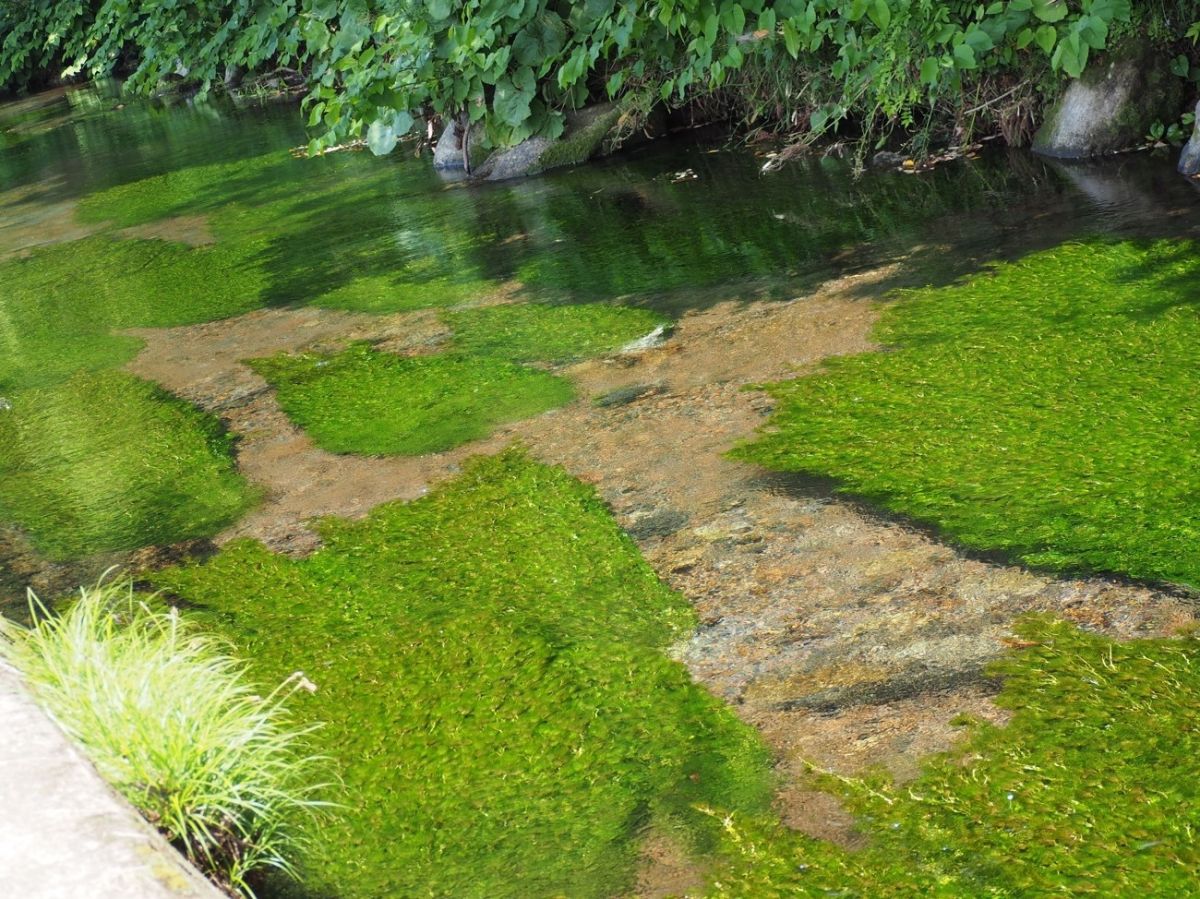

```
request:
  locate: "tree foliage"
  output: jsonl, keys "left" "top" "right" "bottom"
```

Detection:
{"left": 0, "top": 1, "right": 1145, "bottom": 153}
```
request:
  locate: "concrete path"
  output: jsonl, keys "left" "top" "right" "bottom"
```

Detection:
{"left": 0, "top": 663, "right": 222, "bottom": 898}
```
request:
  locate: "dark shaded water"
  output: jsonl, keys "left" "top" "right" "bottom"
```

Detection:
{"left": 5, "top": 83, "right": 1200, "bottom": 314}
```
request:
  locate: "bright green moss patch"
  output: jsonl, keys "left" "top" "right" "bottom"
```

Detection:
{"left": 309, "top": 272, "right": 496, "bottom": 314}
{"left": 154, "top": 450, "right": 774, "bottom": 898}
{"left": 707, "top": 616, "right": 1200, "bottom": 896}
{"left": 74, "top": 150, "right": 301, "bottom": 230}
{"left": 445, "top": 302, "right": 668, "bottom": 363}
{"left": 0, "top": 371, "right": 255, "bottom": 559}
{"left": 250, "top": 344, "right": 575, "bottom": 455}
{"left": 737, "top": 240, "right": 1200, "bottom": 587}
{"left": 0, "top": 235, "right": 265, "bottom": 391}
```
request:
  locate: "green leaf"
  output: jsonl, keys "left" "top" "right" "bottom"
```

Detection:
{"left": 868, "top": 0, "right": 891, "bottom": 31}
{"left": 782, "top": 19, "right": 801, "bottom": 57}
{"left": 493, "top": 66, "right": 536, "bottom": 127}
{"left": 723, "top": 4, "right": 746, "bottom": 36}
{"left": 919, "top": 56, "right": 940, "bottom": 85}
{"left": 1031, "top": 0, "right": 1067, "bottom": 23}
{"left": 426, "top": 0, "right": 453, "bottom": 21}
{"left": 963, "top": 26, "right": 995, "bottom": 54}
{"left": 1034, "top": 24, "right": 1057, "bottom": 53}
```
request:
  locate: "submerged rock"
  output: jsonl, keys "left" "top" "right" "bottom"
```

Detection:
{"left": 620, "top": 323, "right": 673, "bottom": 354}
{"left": 1179, "top": 101, "right": 1200, "bottom": 176}
{"left": 593, "top": 384, "right": 660, "bottom": 408}
{"left": 1033, "top": 42, "right": 1183, "bottom": 159}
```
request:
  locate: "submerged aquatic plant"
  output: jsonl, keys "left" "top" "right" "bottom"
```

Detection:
{"left": 155, "top": 450, "right": 775, "bottom": 898}
{"left": 0, "top": 370, "right": 256, "bottom": 559}
{"left": 736, "top": 239, "right": 1200, "bottom": 588}
{"left": 0, "top": 578, "right": 326, "bottom": 897}
{"left": 445, "top": 302, "right": 668, "bottom": 363}
{"left": 250, "top": 344, "right": 575, "bottom": 456}
{"left": 705, "top": 616, "right": 1200, "bottom": 895}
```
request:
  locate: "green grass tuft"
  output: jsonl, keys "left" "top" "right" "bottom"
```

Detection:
{"left": 249, "top": 343, "right": 575, "bottom": 456}
{"left": 705, "top": 617, "right": 1200, "bottom": 895}
{"left": 736, "top": 239, "right": 1200, "bottom": 588}
{"left": 0, "top": 579, "right": 326, "bottom": 896}
{"left": 154, "top": 450, "right": 775, "bottom": 898}
{"left": 445, "top": 302, "right": 668, "bottom": 363}
{"left": 0, "top": 371, "right": 256, "bottom": 559}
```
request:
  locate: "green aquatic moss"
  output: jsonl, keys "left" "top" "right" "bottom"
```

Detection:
{"left": 76, "top": 149, "right": 504, "bottom": 314}
{"left": 736, "top": 239, "right": 1200, "bottom": 588}
{"left": 249, "top": 344, "right": 575, "bottom": 456}
{"left": 308, "top": 272, "right": 496, "bottom": 314}
{"left": 445, "top": 302, "right": 668, "bottom": 363}
{"left": 0, "top": 371, "right": 255, "bottom": 559}
{"left": 0, "top": 235, "right": 265, "bottom": 391}
{"left": 154, "top": 450, "right": 774, "bottom": 898}
{"left": 74, "top": 150, "right": 303, "bottom": 230}
{"left": 706, "top": 617, "right": 1200, "bottom": 896}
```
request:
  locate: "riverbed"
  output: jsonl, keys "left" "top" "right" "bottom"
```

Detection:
{"left": 4, "top": 83, "right": 1200, "bottom": 896}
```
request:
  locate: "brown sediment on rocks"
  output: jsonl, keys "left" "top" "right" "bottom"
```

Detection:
{"left": 0, "top": 183, "right": 214, "bottom": 262}
{"left": 0, "top": 183, "right": 96, "bottom": 261}
{"left": 115, "top": 268, "right": 1195, "bottom": 855}
{"left": 118, "top": 214, "right": 215, "bottom": 247}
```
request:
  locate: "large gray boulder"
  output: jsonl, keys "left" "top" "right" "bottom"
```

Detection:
{"left": 1033, "top": 42, "right": 1183, "bottom": 159}
{"left": 1178, "top": 100, "right": 1200, "bottom": 176}
{"left": 431, "top": 119, "right": 488, "bottom": 171}
{"left": 474, "top": 103, "right": 623, "bottom": 182}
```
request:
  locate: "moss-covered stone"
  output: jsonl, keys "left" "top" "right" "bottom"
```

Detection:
{"left": 1033, "top": 40, "right": 1184, "bottom": 159}
{"left": 477, "top": 103, "right": 623, "bottom": 181}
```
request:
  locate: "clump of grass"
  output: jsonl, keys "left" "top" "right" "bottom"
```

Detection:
{"left": 249, "top": 343, "right": 575, "bottom": 455}
{"left": 0, "top": 370, "right": 256, "bottom": 560}
{"left": 155, "top": 450, "right": 775, "bottom": 898}
{"left": 705, "top": 616, "right": 1200, "bottom": 895}
{"left": 0, "top": 579, "right": 326, "bottom": 896}
{"left": 445, "top": 302, "right": 668, "bottom": 363}
{"left": 735, "top": 239, "right": 1200, "bottom": 588}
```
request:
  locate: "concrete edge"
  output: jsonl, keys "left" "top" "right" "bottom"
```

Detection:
{"left": 0, "top": 661, "right": 225, "bottom": 898}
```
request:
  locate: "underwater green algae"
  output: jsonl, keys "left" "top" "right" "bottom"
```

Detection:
{"left": 0, "top": 235, "right": 264, "bottom": 391}
{"left": 307, "top": 272, "right": 495, "bottom": 314}
{"left": 75, "top": 148, "right": 503, "bottom": 314}
{"left": 445, "top": 303, "right": 668, "bottom": 363}
{"left": 736, "top": 239, "right": 1200, "bottom": 588}
{"left": 0, "top": 371, "right": 255, "bottom": 559}
{"left": 706, "top": 617, "right": 1200, "bottom": 896}
{"left": 250, "top": 344, "right": 575, "bottom": 456}
{"left": 154, "top": 450, "right": 774, "bottom": 898}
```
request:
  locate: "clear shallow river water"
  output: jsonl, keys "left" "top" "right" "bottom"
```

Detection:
{"left": 3, "top": 79, "right": 1200, "bottom": 595}
{"left": 5, "top": 82, "right": 1200, "bottom": 898}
